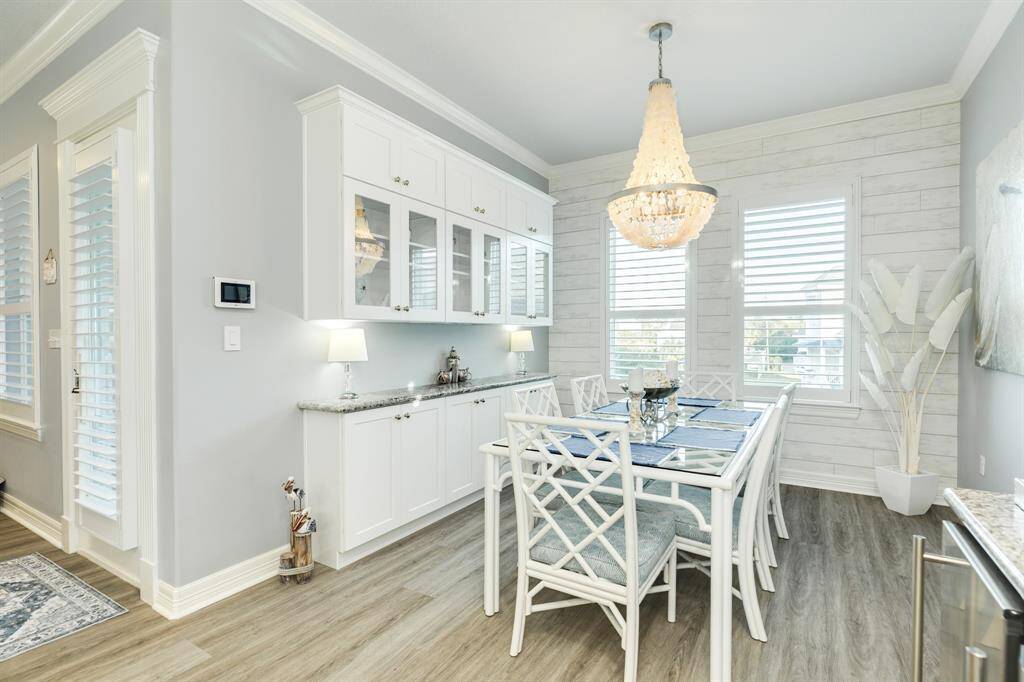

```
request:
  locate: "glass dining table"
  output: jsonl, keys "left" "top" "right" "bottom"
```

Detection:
{"left": 478, "top": 397, "right": 772, "bottom": 681}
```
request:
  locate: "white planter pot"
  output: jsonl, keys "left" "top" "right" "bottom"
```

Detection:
{"left": 875, "top": 465, "right": 939, "bottom": 516}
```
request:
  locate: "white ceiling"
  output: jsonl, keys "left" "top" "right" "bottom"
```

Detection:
{"left": 302, "top": 0, "right": 990, "bottom": 166}
{"left": 0, "top": 0, "right": 68, "bottom": 63}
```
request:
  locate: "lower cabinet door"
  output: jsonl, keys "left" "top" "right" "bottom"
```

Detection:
{"left": 471, "top": 391, "right": 503, "bottom": 489}
{"left": 445, "top": 395, "right": 477, "bottom": 502}
{"left": 343, "top": 409, "right": 399, "bottom": 550}
{"left": 397, "top": 401, "right": 445, "bottom": 522}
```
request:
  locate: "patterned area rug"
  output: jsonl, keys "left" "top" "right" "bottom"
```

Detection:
{"left": 0, "top": 553, "right": 126, "bottom": 661}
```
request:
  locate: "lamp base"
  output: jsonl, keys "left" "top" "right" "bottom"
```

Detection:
{"left": 338, "top": 391, "right": 358, "bottom": 400}
{"left": 516, "top": 351, "right": 528, "bottom": 375}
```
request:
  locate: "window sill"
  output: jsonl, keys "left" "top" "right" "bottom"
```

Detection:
{"left": 0, "top": 416, "right": 43, "bottom": 442}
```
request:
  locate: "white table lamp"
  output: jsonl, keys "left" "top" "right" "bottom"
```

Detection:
{"left": 510, "top": 330, "right": 534, "bottom": 375}
{"left": 329, "top": 328, "right": 368, "bottom": 399}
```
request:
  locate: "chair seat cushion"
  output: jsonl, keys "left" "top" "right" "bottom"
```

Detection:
{"left": 529, "top": 504, "right": 675, "bottom": 586}
{"left": 638, "top": 481, "right": 741, "bottom": 544}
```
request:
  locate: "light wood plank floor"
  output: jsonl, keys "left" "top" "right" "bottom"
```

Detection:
{"left": 0, "top": 486, "right": 952, "bottom": 681}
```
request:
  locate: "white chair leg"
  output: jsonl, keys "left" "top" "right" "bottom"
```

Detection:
{"left": 509, "top": 567, "right": 529, "bottom": 656}
{"left": 623, "top": 598, "right": 640, "bottom": 682}
{"left": 738, "top": 556, "right": 768, "bottom": 642}
{"left": 772, "top": 479, "right": 790, "bottom": 540}
{"left": 668, "top": 550, "right": 677, "bottom": 623}
{"left": 761, "top": 498, "right": 778, "bottom": 570}
{"left": 754, "top": 537, "right": 775, "bottom": 593}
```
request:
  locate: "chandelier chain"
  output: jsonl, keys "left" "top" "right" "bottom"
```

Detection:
{"left": 657, "top": 33, "right": 663, "bottom": 79}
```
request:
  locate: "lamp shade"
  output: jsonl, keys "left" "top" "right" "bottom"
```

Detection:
{"left": 510, "top": 330, "right": 534, "bottom": 353}
{"left": 328, "top": 328, "right": 368, "bottom": 362}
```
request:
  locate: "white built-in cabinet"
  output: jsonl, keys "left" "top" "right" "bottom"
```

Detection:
{"left": 507, "top": 233, "right": 553, "bottom": 326}
{"left": 304, "top": 380, "right": 547, "bottom": 570}
{"left": 299, "top": 86, "right": 554, "bottom": 325}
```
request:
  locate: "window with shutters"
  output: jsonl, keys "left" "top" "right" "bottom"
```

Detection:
{"left": 606, "top": 219, "right": 690, "bottom": 381}
{"left": 0, "top": 147, "right": 40, "bottom": 436}
{"left": 737, "top": 183, "right": 858, "bottom": 403}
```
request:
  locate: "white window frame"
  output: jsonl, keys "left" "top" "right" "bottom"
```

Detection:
{"left": 733, "top": 179, "right": 861, "bottom": 407}
{"left": 0, "top": 145, "right": 41, "bottom": 440}
{"left": 601, "top": 216, "right": 696, "bottom": 391}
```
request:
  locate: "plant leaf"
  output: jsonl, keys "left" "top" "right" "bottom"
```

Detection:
{"left": 860, "top": 281, "right": 893, "bottom": 333}
{"left": 895, "top": 265, "right": 922, "bottom": 326}
{"left": 860, "top": 372, "right": 891, "bottom": 413}
{"left": 900, "top": 344, "right": 929, "bottom": 392}
{"left": 928, "top": 289, "right": 972, "bottom": 351}
{"left": 869, "top": 260, "right": 901, "bottom": 313}
{"left": 925, "top": 247, "right": 975, "bottom": 321}
{"left": 865, "top": 340, "right": 888, "bottom": 385}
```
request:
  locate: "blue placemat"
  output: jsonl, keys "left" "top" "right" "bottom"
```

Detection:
{"left": 548, "top": 435, "right": 670, "bottom": 467}
{"left": 677, "top": 397, "right": 722, "bottom": 408}
{"left": 690, "top": 407, "right": 761, "bottom": 426}
{"left": 591, "top": 401, "right": 629, "bottom": 415}
{"left": 658, "top": 426, "right": 746, "bottom": 452}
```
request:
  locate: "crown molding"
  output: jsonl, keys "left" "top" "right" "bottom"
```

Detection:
{"left": 950, "top": 0, "right": 1022, "bottom": 98}
{"left": 549, "top": 83, "right": 961, "bottom": 179}
{"left": 0, "top": 0, "right": 123, "bottom": 106}
{"left": 39, "top": 28, "right": 158, "bottom": 140}
{"left": 243, "top": 0, "right": 553, "bottom": 177}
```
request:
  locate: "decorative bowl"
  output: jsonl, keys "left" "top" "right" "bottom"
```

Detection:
{"left": 619, "top": 383, "right": 679, "bottom": 401}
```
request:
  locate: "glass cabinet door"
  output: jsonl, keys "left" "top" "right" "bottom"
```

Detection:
{"left": 450, "top": 223, "right": 474, "bottom": 318}
{"left": 405, "top": 203, "right": 442, "bottom": 321}
{"left": 344, "top": 180, "right": 402, "bottom": 320}
{"left": 533, "top": 246, "right": 550, "bottom": 321}
{"left": 481, "top": 231, "right": 503, "bottom": 318}
{"left": 508, "top": 240, "right": 529, "bottom": 320}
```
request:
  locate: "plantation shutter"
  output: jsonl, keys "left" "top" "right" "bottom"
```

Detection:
{"left": 69, "top": 129, "right": 138, "bottom": 550}
{"left": 741, "top": 194, "right": 851, "bottom": 399}
{"left": 607, "top": 221, "right": 687, "bottom": 380}
{"left": 0, "top": 156, "right": 37, "bottom": 417}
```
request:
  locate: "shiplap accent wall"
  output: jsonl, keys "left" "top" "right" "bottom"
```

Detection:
{"left": 549, "top": 101, "right": 961, "bottom": 497}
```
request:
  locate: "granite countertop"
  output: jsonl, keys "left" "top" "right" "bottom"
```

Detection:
{"left": 298, "top": 372, "right": 554, "bottom": 414}
{"left": 945, "top": 487, "right": 1024, "bottom": 595}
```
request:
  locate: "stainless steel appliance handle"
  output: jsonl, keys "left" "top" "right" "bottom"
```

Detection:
{"left": 912, "top": 534, "right": 970, "bottom": 682}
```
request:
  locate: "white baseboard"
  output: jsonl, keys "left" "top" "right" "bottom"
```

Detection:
{"left": 153, "top": 543, "right": 289, "bottom": 620}
{"left": 0, "top": 492, "right": 62, "bottom": 548}
{"left": 781, "top": 471, "right": 949, "bottom": 507}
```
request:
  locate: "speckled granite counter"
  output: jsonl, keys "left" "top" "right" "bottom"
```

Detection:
{"left": 945, "top": 487, "right": 1024, "bottom": 595}
{"left": 298, "top": 372, "right": 554, "bottom": 414}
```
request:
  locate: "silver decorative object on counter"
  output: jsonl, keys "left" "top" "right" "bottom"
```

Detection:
{"left": 438, "top": 346, "right": 471, "bottom": 385}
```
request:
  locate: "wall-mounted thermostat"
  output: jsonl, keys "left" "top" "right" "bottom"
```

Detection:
{"left": 214, "top": 277, "right": 255, "bottom": 309}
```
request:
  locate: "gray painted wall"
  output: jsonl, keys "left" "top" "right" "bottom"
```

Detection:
{"left": 958, "top": 6, "right": 1024, "bottom": 492}
{"left": 168, "top": 0, "right": 546, "bottom": 584}
{"left": 0, "top": 2, "right": 173, "bottom": 527}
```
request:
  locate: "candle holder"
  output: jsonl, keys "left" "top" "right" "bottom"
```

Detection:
{"left": 627, "top": 390, "right": 645, "bottom": 441}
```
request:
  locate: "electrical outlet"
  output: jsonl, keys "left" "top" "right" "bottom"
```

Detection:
{"left": 979, "top": 454, "right": 986, "bottom": 477}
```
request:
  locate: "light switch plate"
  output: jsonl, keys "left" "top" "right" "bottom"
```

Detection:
{"left": 47, "top": 330, "right": 61, "bottom": 349}
{"left": 223, "top": 325, "right": 241, "bottom": 351}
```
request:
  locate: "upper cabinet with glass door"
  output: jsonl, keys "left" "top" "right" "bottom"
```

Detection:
{"left": 342, "top": 179, "right": 445, "bottom": 322}
{"left": 506, "top": 234, "right": 552, "bottom": 326}
{"left": 446, "top": 215, "right": 505, "bottom": 324}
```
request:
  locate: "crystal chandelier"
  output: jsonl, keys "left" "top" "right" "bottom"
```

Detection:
{"left": 353, "top": 196, "right": 384, "bottom": 277}
{"left": 608, "top": 22, "right": 718, "bottom": 250}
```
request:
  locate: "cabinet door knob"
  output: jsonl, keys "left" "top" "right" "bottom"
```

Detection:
{"left": 480, "top": 398, "right": 486, "bottom": 403}
{"left": 480, "top": 208, "right": 486, "bottom": 214}
{"left": 393, "top": 305, "right": 402, "bottom": 311}
{"left": 393, "top": 176, "right": 401, "bottom": 184}
{"left": 394, "top": 414, "right": 402, "bottom": 420}
{"left": 403, "top": 413, "right": 410, "bottom": 419}
{"left": 402, "top": 179, "right": 410, "bottom": 186}
{"left": 402, "top": 305, "right": 410, "bottom": 311}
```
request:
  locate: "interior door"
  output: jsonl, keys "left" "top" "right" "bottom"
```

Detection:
{"left": 64, "top": 128, "right": 138, "bottom": 551}
{"left": 397, "top": 401, "right": 445, "bottom": 522}
{"left": 401, "top": 198, "right": 444, "bottom": 322}
{"left": 342, "top": 179, "right": 402, "bottom": 320}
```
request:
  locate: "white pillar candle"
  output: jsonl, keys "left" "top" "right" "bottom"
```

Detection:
{"left": 666, "top": 360, "right": 678, "bottom": 380}
{"left": 628, "top": 368, "right": 644, "bottom": 393}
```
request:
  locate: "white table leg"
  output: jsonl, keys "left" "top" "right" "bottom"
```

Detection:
{"left": 483, "top": 451, "right": 498, "bottom": 616}
{"left": 710, "top": 487, "right": 733, "bottom": 681}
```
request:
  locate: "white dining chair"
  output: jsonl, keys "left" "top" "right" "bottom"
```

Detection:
{"left": 505, "top": 413, "right": 677, "bottom": 682}
{"left": 676, "top": 371, "right": 738, "bottom": 401}
{"left": 570, "top": 374, "right": 609, "bottom": 415}
{"left": 765, "top": 383, "right": 797, "bottom": 544}
{"left": 641, "top": 396, "right": 784, "bottom": 642}
{"left": 750, "top": 383, "right": 796, "bottom": 592}
{"left": 510, "top": 381, "right": 563, "bottom": 417}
